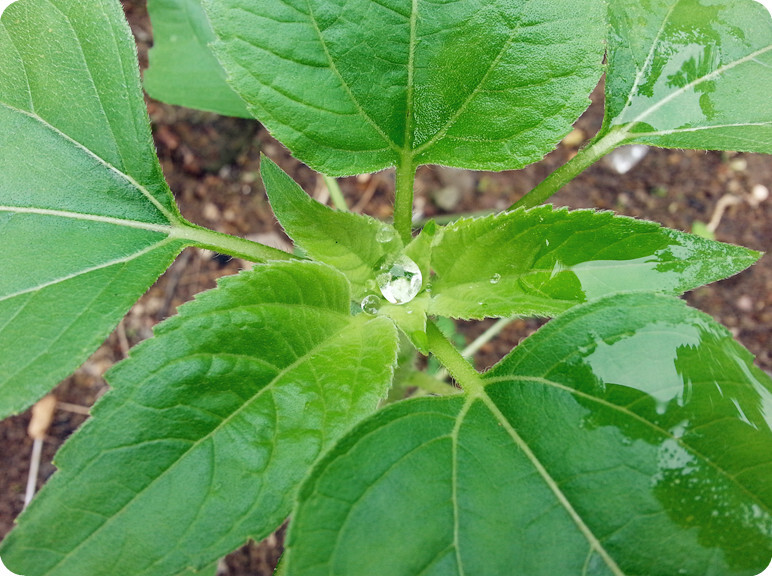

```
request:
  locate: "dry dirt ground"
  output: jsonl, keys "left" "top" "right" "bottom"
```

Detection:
{"left": 1, "top": 2, "right": 771, "bottom": 574}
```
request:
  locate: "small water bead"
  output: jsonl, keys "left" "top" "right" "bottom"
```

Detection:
{"left": 490, "top": 273, "right": 501, "bottom": 284}
{"left": 377, "top": 255, "right": 422, "bottom": 305}
{"left": 360, "top": 294, "right": 381, "bottom": 315}
{"left": 375, "top": 225, "right": 396, "bottom": 243}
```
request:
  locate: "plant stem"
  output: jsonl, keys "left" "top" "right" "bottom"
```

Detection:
{"left": 171, "top": 222, "right": 294, "bottom": 263}
{"left": 324, "top": 175, "right": 349, "bottom": 211}
{"left": 434, "top": 316, "right": 515, "bottom": 382}
{"left": 426, "top": 320, "right": 485, "bottom": 396}
{"left": 393, "top": 158, "right": 417, "bottom": 244}
{"left": 510, "top": 130, "right": 627, "bottom": 210}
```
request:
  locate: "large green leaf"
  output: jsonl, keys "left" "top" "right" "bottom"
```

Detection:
{"left": 0, "top": 0, "right": 189, "bottom": 417}
{"left": 205, "top": 0, "right": 605, "bottom": 175}
{"left": 144, "top": 0, "right": 251, "bottom": 117}
{"left": 603, "top": 0, "right": 772, "bottom": 152}
{"left": 285, "top": 293, "right": 772, "bottom": 575}
{"left": 428, "top": 206, "right": 760, "bottom": 320}
{"left": 0, "top": 261, "right": 399, "bottom": 576}
{"left": 260, "top": 157, "right": 402, "bottom": 299}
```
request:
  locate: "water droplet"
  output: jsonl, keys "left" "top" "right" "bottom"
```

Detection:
{"left": 490, "top": 273, "right": 501, "bottom": 284}
{"left": 375, "top": 225, "right": 396, "bottom": 243}
{"left": 377, "top": 255, "right": 422, "bottom": 305}
{"left": 360, "top": 294, "right": 381, "bottom": 314}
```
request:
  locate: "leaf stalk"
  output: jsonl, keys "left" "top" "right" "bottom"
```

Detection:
{"left": 171, "top": 222, "right": 294, "bottom": 263}
{"left": 426, "top": 320, "right": 485, "bottom": 396}
{"left": 511, "top": 129, "right": 627, "bottom": 210}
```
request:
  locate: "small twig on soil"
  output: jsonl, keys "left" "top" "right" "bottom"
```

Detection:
{"left": 706, "top": 184, "right": 769, "bottom": 233}
{"left": 157, "top": 248, "right": 194, "bottom": 320}
{"left": 352, "top": 175, "right": 378, "bottom": 213}
{"left": 25, "top": 395, "right": 57, "bottom": 507}
{"left": 706, "top": 194, "right": 743, "bottom": 233}
{"left": 56, "top": 401, "right": 91, "bottom": 416}
{"left": 116, "top": 319, "right": 130, "bottom": 358}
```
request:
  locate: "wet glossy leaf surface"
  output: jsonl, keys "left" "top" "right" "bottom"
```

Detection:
{"left": 261, "top": 157, "right": 403, "bottom": 300}
{"left": 286, "top": 294, "right": 772, "bottom": 576}
{"left": 206, "top": 0, "right": 605, "bottom": 174}
{"left": 0, "top": 0, "right": 185, "bottom": 417}
{"left": 604, "top": 0, "right": 772, "bottom": 152}
{"left": 428, "top": 206, "right": 760, "bottom": 320}
{"left": 0, "top": 262, "right": 398, "bottom": 576}
{"left": 145, "top": 0, "right": 251, "bottom": 117}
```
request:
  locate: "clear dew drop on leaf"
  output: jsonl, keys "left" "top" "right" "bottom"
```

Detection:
{"left": 360, "top": 294, "right": 381, "bottom": 315}
{"left": 375, "top": 225, "right": 396, "bottom": 243}
{"left": 377, "top": 255, "right": 422, "bottom": 305}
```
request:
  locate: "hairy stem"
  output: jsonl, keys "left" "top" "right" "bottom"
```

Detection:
{"left": 393, "top": 158, "right": 417, "bottom": 244}
{"left": 172, "top": 221, "right": 294, "bottom": 263}
{"left": 510, "top": 130, "right": 627, "bottom": 210}
{"left": 426, "top": 320, "right": 485, "bottom": 396}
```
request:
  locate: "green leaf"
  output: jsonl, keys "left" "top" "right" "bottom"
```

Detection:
{"left": 206, "top": 0, "right": 605, "bottom": 175}
{"left": 379, "top": 293, "right": 429, "bottom": 354}
{"left": 285, "top": 293, "right": 772, "bottom": 575}
{"left": 144, "top": 0, "right": 252, "bottom": 118}
{"left": 603, "top": 0, "right": 772, "bottom": 153}
{"left": 0, "top": 0, "right": 188, "bottom": 417}
{"left": 261, "top": 157, "right": 402, "bottom": 299}
{"left": 0, "top": 261, "right": 398, "bottom": 576}
{"left": 428, "top": 206, "right": 760, "bottom": 320}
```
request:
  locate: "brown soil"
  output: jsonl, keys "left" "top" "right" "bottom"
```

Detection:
{"left": 1, "top": 2, "right": 770, "bottom": 574}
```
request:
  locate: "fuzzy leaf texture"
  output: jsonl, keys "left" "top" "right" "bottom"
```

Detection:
{"left": 144, "top": 0, "right": 251, "bottom": 117}
{"left": 428, "top": 207, "right": 760, "bottom": 320}
{"left": 286, "top": 293, "right": 772, "bottom": 576}
{"left": 0, "top": 0, "right": 186, "bottom": 417}
{"left": 204, "top": 0, "right": 605, "bottom": 175}
{"left": 602, "top": 0, "right": 772, "bottom": 152}
{"left": 0, "top": 261, "right": 399, "bottom": 576}
{"left": 260, "top": 157, "right": 402, "bottom": 299}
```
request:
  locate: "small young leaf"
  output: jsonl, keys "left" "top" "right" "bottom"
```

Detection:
{"left": 206, "top": 0, "right": 605, "bottom": 175}
{"left": 144, "top": 0, "right": 251, "bottom": 118}
{"left": 604, "top": 0, "right": 772, "bottom": 152}
{"left": 286, "top": 293, "right": 772, "bottom": 576}
{"left": 261, "top": 157, "right": 402, "bottom": 299}
{"left": 0, "top": 0, "right": 187, "bottom": 417}
{"left": 405, "top": 220, "right": 436, "bottom": 291}
{"left": 0, "top": 261, "right": 398, "bottom": 576}
{"left": 429, "top": 206, "right": 760, "bottom": 320}
{"left": 379, "top": 294, "right": 430, "bottom": 354}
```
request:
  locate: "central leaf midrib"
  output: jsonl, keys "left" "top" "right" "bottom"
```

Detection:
{"left": 411, "top": 0, "right": 534, "bottom": 158}
{"left": 615, "top": 0, "right": 680, "bottom": 121}
{"left": 402, "top": 0, "right": 418, "bottom": 152}
{"left": 304, "top": 0, "right": 402, "bottom": 156}
{"left": 477, "top": 393, "right": 628, "bottom": 576}
{"left": 624, "top": 43, "right": 772, "bottom": 128}
{"left": 41, "top": 314, "right": 363, "bottom": 575}
{"left": 0, "top": 206, "right": 174, "bottom": 232}
{"left": 0, "top": 100, "right": 175, "bottom": 224}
